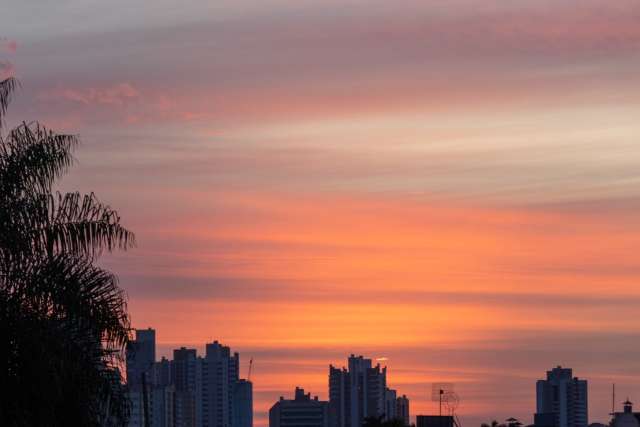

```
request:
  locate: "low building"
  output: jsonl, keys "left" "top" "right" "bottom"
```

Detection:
{"left": 612, "top": 400, "right": 640, "bottom": 427}
{"left": 270, "top": 387, "right": 329, "bottom": 427}
{"left": 416, "top": 415, "right": 454, "bottom": 427}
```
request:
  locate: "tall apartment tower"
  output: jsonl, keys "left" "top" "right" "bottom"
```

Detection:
{"left": 396, "top": 395, "right": 410, "bottom": 426}
{"left": 127, "top": 328, "right": 156, "bottom": 387}
{"left": 329, "top": 355, "right": 389, "bottom": 427}
{"left": 270, "top": 387, "right": 329, "bottom": 427}
{"left": 233, "top": 380, "right": 253, "bottom": 427}
{"left": 173, "top": 347, "right": 198, "bottom": 427}
{"left": 196, "top": 341, "right": 252, "bottom": 427}
{"left": 385, "top": 388, "right": 398, "bottom": 420}
{"left": 126, "top": 328, "right": 157, "bottom": 427}
{"left": 535, "top": 366, "right": 588, "bottom": 427}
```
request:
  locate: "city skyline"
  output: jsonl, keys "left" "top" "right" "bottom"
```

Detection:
{"left": 2, "top": 1, "right": 640, "bottom": 426}
{"left": 126, "top": 327, "right": 637, "bottom": 427}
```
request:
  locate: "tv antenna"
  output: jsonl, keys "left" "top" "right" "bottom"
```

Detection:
{"left": 612, "top": 384, "right": 615, "bottom": 415}
{"left": 432, "top": 383, "right": 462, "bottom": 427}
{"left": 432, "top": 383, "right": 455, "bottom": 416}
{"left": 442, "top": 391, "right": 460, "bottom": 415}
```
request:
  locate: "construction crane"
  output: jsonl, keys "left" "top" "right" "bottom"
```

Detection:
{"left": 247, "top": 358, "right": 253, "bottom": 382}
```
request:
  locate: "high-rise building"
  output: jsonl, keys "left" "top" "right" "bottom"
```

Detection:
{"left": 127, "top": 328, "right": 157, "bottom": 427}
{"left": 174, "top": 347, "right": 198, "bottom": 427}
{"left": 385, "top": 388, "right": 398, "bottom": 420}
{"left": 329, "top": 355, "right": 406, "bottom": 427}
{"left": 127, "top": 328, "right": 156, "bottom": 388}
{"left": 196, "top": 341, "right": 252, "bottom": 427}
{"left": 126, "top": 333, "right": 252, "bottom": 427}
{"left": 329, "top": 365, "right": 349, "bottom": 427}
{"left": 270, "top": 387, "right": 329, "bottom": 427}
{"left": 153, "top": 357, "right": 172, "bottom": 386}
{"left": 535, "top": 366, "right": 588, "bottom": 427}
{"left": 396, "top": 395, "right": 410, "bottom": 426}
{"left": 234, "top": 380, "right": 253, "bottom": 427}
{"left": 151, "top": 385, "right": 176, "bottom": 427}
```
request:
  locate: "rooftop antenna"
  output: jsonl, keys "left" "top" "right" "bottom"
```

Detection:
{"left": 432, "top": 383, "right": 461, "bottom": 427}
{"left": 432, "top": 383, "right": 454, "bottom": 417}
{"left": 443, "top": 390, "right": 460, "bottom": 416}
{"left": 247, "top": 357, "right": 253, "bottom": 382}
{"left": 612, "top": 384, "right": 615, "bottom": 415}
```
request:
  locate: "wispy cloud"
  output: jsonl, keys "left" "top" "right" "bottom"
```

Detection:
{"left": 4, "top": 1, "right": 640, "bottom": 425}
{"left": 40, "top": 82, "right": 140, "bottom": 106}
{"left": 0, "top": 37, "right": 17, "bottom": 53}
{"left": 0, "top": 61, "right": 15, "bottom": 80}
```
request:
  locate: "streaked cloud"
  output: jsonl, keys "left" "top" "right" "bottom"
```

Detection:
{"left": 2, "top": 0, "right": 639, "bottom": 425}
{"left": 0, "top": 37, "right": 17, "bottom": 53}
{"left": 39, "top": 82, "right": 140, "bottom": 106}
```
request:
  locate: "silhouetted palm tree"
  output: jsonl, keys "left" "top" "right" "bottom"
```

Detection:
{"left": 0, "top": 77, "right": 134, "bottom": 426}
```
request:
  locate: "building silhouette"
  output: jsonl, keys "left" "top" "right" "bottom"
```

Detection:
{"left": 233, "top": 379, "right": 253, "bottom": 427}
{"left": 127, "top": 328, "right": 156, "bottom": 388}
{"left": 416, "top": 415, "right": 454, "bottom": 427}
{"left": 125, "top": 330, "right": 252, "bottom": 427}
{"left": 197, "top": 341, "right": 241, "bottom": 427}
{"left": 270, "top": 387, "right": 329, "bottom": 427}
{"left": 173, "top": 347, "right": 198, "bottom": 427}
{"left": 126, "top": 328, "right": 157, "bottom": 426}
{"left": 611, "top": 400, "right": 640, "bottom": 427}
{"left": 396, "top": 395, "right": 410, "bottom": 426}
{"left": 385, "top": 388, "right": 397, "bottom": 421}
{"left": 328, "top": 354, "right": 409, "bottom": 427}
{"left": 535, "top": 366, "right": 588, "bottom": 427}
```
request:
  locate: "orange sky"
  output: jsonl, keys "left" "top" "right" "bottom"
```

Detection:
{"left": 3, "top": 1, "right": 640, "bottom": 426}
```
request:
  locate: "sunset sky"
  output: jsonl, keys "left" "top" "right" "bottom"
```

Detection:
{"left": 3, "top": 1, "right": 640, "bottom": 426}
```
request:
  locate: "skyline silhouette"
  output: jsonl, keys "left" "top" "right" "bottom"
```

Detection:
{"left": 2, "top": 1, "right": 640, "bottom": 426}
{"left": 128, "top": 327, "right": 637, "bottom": 427}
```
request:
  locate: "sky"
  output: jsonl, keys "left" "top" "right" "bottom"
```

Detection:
{"left": 2, "top": 1, "right": 640, "bottom": 426}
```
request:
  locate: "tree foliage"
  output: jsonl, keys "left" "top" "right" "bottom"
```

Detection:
{"left": 0, "top": 77, "right": 134, "bottom": 426}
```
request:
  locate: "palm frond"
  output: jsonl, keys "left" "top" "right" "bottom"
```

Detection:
{"left": 0, "top": 78, "right": 132, "bottom": 426}
{"left": 0, "top": 122, "right": 78, "bottom": 196}
{"left": 0, "top": 77, "right": 18, "bottom": 126}
{"left": 0, "top": 192, "right": 135, "bottom": 267}
{"left": 27, "top": 255, "right": 131, "bottom": 354}
{"left": 1, "top": 254, "right": 131, "bottom": 425}
{"left": 44, "top": 192, "right": 136, "bottom": 258}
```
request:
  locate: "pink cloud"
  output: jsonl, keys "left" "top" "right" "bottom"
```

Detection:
{"left": 0, "top": 37, "right": 17, "bottom": 53}
{"left": 36, "top": 82, "right": 211, "bottom": 128}
{"left": 41, "top": 82, "right": 140, "bottom": 106}
{"left": 0, "top": 61, "right": 15, "bottom": 80}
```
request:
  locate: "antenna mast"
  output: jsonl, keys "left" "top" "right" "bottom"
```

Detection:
{"left": 432, "top": 383, "right": 461, "bottom": 427}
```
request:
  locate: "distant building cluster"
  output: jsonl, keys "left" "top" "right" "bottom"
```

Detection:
{"left": 511, "top": 365, "right": 636, "bottom": 427}
{"left": 126, "top": 329, "right": 252, "bottom": 427}
{"left": 269, "top": 354, "right": 410, "bottom": 427}
{"left": 126, "top": 330, "right": 410, "bottom": 427}
{"left": 125, "top": 331, "right": 638, "bottom": 427}
{"left": 328, "top": 355, "right": 410, "bottom": 427}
